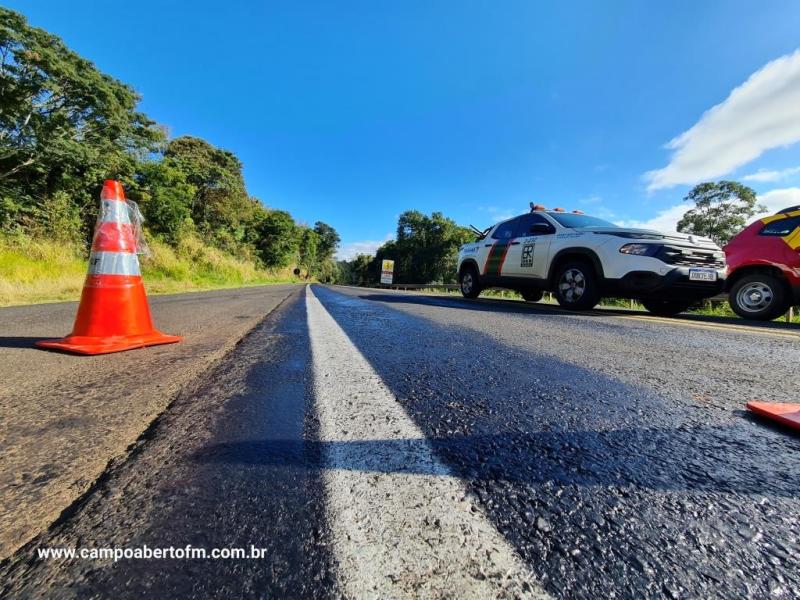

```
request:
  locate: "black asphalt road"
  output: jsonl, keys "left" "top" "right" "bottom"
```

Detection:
{"left": 2, "top": 285, "right": 799, "bottom": 599}
{"left": 0, "top": 284, "right": 300, "bottom": 561}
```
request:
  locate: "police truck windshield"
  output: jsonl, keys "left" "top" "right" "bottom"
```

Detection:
{"left": 548, "top": 212, "right": 619, "bottom": 229}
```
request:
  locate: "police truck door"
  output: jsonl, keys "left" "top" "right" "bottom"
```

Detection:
{"left": 503, "top": 213, "right": 554, "bottom": 279}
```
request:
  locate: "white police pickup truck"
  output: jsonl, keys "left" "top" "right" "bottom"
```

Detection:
{"left": 457, "top": 205, "right": 726, "bottom": 315}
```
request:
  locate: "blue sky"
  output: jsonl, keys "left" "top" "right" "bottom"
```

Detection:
{"left": 8, "top": 0, "right": 800, "bottom": 257}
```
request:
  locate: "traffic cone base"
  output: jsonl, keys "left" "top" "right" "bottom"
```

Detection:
{"left": 36, "top": 331, "right": 181, "bottom": 355}
{"left": 35, "top": 180, "right": 181, "bottom": 355}
{"left": 35, "top": 277, "right": 181, "bottom": 355}
{"left": 746, "top": 401, "right": 800, "bottom": 432}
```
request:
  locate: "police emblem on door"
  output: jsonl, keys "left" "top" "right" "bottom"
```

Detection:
{"left": 521, "top": 243, "right": 535, "bottom": 267}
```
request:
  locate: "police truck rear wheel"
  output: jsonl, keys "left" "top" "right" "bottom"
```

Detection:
{"left": 554, "top": 260, "right": 600, "bottom": 310}
{"left": 460, "top": 265, "right": 481, "bottom": 299}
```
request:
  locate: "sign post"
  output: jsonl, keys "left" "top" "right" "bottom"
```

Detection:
{"left": 380, "top": 259, "right": 395, "bottom": 285}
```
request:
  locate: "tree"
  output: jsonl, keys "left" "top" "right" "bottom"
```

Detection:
{"left": 313, "top": 221, "right": 340, "bottom": 260}
{"left": 0, "top": 8, "right": 164, "bottom": 237}
{"left": 383, "top": 211, "right": 472, "bottom": 283}
{"left": 336, "top": 253, "right": 376, "bottom": 286}
{"left": 315, "top": 257, "right": 340, "bottom": 283}
{"left": 677, "top": 181, "right": 764, "bottom": 246}
{"left": 134, "top": 161, "right": 195, "bottom": 244}
{"left": 307, "top": 221, "right": 341, "bottom": 281}
{"left": 164, "top": 136, "right": 245, "bottom": 197}
{"left": 297, "top": 226, "right": 320, "bottom": 276}
{"left": 162, "top": 136, "right": 256, "bottom": 248}
{"left": 254, "top": 209, "right": 298, "bottom": 268}
{"left": 348, "top": 253, "right": 375, "bottom": 286}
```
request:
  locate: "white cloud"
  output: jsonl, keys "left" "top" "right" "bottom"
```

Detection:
{"left": 645, "top": 49, "right": 800, "bottom": 191}
{"left": 479, "top": 205, "right": 516, "bottom": 222}
{"left": 336, "top": 233, "right": 393, "bottom": 261}
{"left": 742, "top": 166, "right": 800, "bottom": 182}
{"left": 614, "top": 187, "right": 800, "bottom": 234}
{"left": 593, "top": 207, "right": 617, "bottom": 220}
{"left": 616, "top": 203, "right": 693, "bottom": 233}
{"left": 749, "top": 187, "right": 800, "bottom": 222}
{"left": 579, "top": 195, "right": 603, "bottom": 205}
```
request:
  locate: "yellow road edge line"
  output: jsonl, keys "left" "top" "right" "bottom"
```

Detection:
{"left": 615, "top": 313, "right": 800, "bottom": 339}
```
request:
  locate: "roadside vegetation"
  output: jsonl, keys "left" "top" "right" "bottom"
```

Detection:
{"left": 338, "top": 211, "right": 474, "bottom": 286}
{"left": 0, "top": 9, "right": 339, "bottom": 306}
{"left": 0, "top": 233, "right": 302, "bottom": 306}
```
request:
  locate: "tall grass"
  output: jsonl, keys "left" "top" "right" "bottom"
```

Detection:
{"left": 141, "top": 237, "right": 298, "bottom": 294}
{"left": 0, "top": 236, "right": 87, "bottom": 306}
{"left": 0, "top": 234, "right": 302, "bottom": 307}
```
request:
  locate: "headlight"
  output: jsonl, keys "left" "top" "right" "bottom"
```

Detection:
{"left": 619, "top": 243, "right": 660, "bottom": 256}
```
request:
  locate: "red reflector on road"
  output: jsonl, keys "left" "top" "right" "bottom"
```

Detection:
{"left": 746, "top": 401, "right": 800, "bottom": 431}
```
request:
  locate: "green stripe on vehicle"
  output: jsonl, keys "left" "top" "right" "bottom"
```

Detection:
{"left": 484, "top": 239, "right": 512, "bottom": 275}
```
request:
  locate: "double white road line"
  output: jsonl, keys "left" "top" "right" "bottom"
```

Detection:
{"left": 306, "top": 287, "right": 548, "bottom": 599}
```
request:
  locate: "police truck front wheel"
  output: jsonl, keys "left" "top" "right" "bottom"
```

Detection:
{"left": 554, "top": 260, "right": 600, "bottom": 310}
{"left": 460, "top": 265, "right": 481, "bottom": 299}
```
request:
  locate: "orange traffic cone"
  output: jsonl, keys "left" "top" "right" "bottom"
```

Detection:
{"left": 746, "top": 401, "right": 800, "bottom": 432}
{"left": 36, "top": 180, "right": 182, "bottom": 355}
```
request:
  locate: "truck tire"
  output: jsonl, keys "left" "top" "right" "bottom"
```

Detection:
{"left": 554, "top": 260, "right": 600, "bottom": 310}
{"left": 729, "top": 273, "right": 789, "bottom": 321}
{"left": 459, "top": 264, "right": 482, "bottom": 299}
{"left": 641, "top": 299, "right": 692, "bottom": 317}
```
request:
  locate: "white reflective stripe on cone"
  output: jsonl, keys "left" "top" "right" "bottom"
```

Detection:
{"left": 87, "top": 251, "right": 141, "bottom": 276}
{"left": 99, "top": 200, "right": 132, "bottom": 224}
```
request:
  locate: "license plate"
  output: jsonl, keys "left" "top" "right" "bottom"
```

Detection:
{"left": 689, "top": 268, "right": 717, "bottom": 282}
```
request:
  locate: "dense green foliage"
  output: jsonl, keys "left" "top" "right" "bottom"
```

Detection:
{"left": 338, "top": 253, "right": 374, "bottom": 286}
{"left": 339, "top": 211, "right": 473, "bottom": 285}
{"left": 254, "top": 209, "right": 298, "bottom": 268}
{"left": 0, "top": 8, "right": 339, "bottom": 280}
{"left": 0, "top": 8, "right": 163, "bottom": 237}
{"left": 677, "top": 181, "right": 764, "bottom": 246}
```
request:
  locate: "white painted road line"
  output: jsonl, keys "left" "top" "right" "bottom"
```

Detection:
{"left": 306, "top": 287, "right": 548, "bottom": 599}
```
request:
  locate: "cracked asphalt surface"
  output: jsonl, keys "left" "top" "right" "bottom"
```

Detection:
{"left": 2, "top": 284, "right": 799, "bottom": 599}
